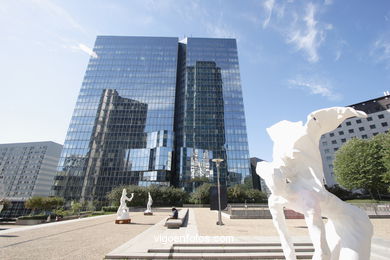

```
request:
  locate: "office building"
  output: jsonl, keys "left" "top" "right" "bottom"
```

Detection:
{"left": 319, "top": 94, "right": 390, "bottom": 186}
{"left": 249, "top": 157, "right": 269, "bottom": 193}
{"left": 0, "top": 141, "right": 62, "bottom": 217}
{"left": 53, "top": 36, "right": 251, "bottom": 202}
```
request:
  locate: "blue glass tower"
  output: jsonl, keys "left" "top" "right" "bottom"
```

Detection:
{"left": 175, "top": 38, "right": 250, "bottom": 191}
{"left": 54, "top": 36, "right": 250, "bottom": 201}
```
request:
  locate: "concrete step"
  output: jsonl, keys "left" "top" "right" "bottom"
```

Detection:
{"left": 107, "top": 251, "right": 313, "bottom": 259}
{"left": 148, "top": 246, "right": 314, "bottom": 253}
{"left": 171, "top": 242, "right": 313, "bottom": 247}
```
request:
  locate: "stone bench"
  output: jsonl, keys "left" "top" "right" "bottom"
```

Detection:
{"left": 164, "top": 208, "right": 189, "bottom": 229}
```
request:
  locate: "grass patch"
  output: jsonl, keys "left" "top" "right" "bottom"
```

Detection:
{"left": 346, "top": 199, "right": 390, "bottom": 204}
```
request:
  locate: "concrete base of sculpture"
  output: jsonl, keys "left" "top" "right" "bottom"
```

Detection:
{"left": 115, "top": 219, "right": 131, "bottom": 224}
{"left": 144, "top": 211, "right": 153, "bottom": 215}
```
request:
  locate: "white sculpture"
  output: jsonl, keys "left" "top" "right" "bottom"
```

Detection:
{"left": 144, "top": 192, "right": 153, "bottom": 215}
{"left": 256, "top": 107, "right": 373, "bottom": 260}
{"left": 116, "top": 189, "right": 134, "bottom": 221}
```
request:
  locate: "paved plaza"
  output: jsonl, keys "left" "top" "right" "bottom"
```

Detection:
{"left": 0, "top": 208, "right": 389, "bottom": 259}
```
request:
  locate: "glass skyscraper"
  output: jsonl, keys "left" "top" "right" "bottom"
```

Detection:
{"left": 53, "top": 36, "right": 250, "bottom": 201}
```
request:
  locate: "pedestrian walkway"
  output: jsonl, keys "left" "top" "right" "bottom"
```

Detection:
{"left": 0, "top": 212, "right": 167, "bottom": 260}
{"left": 0, "top": 208, "right": 389, "bottom": 259}
{"left": 106, "top": 208, "right": 390, "bottom": 259}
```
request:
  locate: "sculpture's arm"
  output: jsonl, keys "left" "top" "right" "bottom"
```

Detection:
{"left": 126, "top": 193, "right": 134, "bottom": 202}
{"left": 268, "top": 195, "right": 297, "bottom": 260}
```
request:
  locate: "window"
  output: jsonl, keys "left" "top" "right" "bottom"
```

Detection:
{"left": 346, "top": 121, "right": 352, "bottom": 126}
{"left": 348, "top": 129, "right": 354, "bottom": 133}
{"left": 356, "top": 119, "right": 362, "bottom": 124}
{"left": 322, "top": 141, "right": 327, "bottom": 146}
{"left": 331, "top": 140, "right": 337, "bottom": 144}
{"left": 369, "top": 124, "right": 376, "bottom": 129}
{"left": 341, "top": 138, "right": 346, "bottom": 143}
{"left": 359, "top": 127, "right": 365, "bottom": 131}
{"left": 382, "top": 122, "right": 388, "bottom": 127}
{"left": 338, "top": 131, "right": 344, "bottom": 135}
{"left": 329, "top": 133, "right": 335, "bottom": 137}
{"left": 367, "top": 117, "right": 373, "bottom": 121}
{"left": 378, "top": 114, "right": 384, "bottom": 119}
{"left": 362, "top": 135, "right": 368, "bottom": 139}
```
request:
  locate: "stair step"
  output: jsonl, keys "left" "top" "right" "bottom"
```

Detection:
{"left": 107, "top": 252, "right": 313, "bottom": 259}
{"left": 173, "top": 242, "right": 313, "bottom": 247}
{"left": 148, "top": 246, "right": 314, "bottom": 253}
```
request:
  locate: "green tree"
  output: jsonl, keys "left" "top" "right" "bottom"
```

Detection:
{"left": 245, "top": 188, "right": 267, "bottom": 203}
{"left": 0, "top": 198, "right": 10, "bottom": 213}
{"left": 227, "top": 184, "right": 267, "bottom": 203}
{"left": 377, "top": 132, "right": 390, "bottom": 192}
{"left": 227, "top": 184, "right": 247, "bottom": 203}
{"left": 189, "top": 183, "right": 213, "bottom": 204}
{"left": 71, "top": 201, "right": 82, "bottom": 215}
{"left": 45, "top": 197, "right": 64, "bottom": 211}
{"left": 333, "top": 136, "right": 388, "bottom": 199}
{"left": 243, "top": 175, "right": 254, "bottom": 189}
{"left": 25, "top": 196, "right": 45, "bottom": 214}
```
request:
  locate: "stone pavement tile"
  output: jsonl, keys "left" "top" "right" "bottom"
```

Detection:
{"left": 106, "top": 208, "right": 199, "bottom": 257}
{"left": 193, "top": 208, "right": 310, "bottom": 237}
{"left": 194, "top": 208, "right": 390, "bottom": 240}
{"left": 0, "top": 214, "right": 115, "bottom": 235}
{"left": 370, "top": 218, "right": 390, "bottom": 240}
{"left": 0, "top": 212, "right": 166, "bottom": 260}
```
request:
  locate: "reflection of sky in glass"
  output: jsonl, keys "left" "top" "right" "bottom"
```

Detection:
{"left": 54, "top": 36, "right": 251, "bottom": 200}
{"left": 54, "top": 36, "right": 179, "bottom": 201}
{"left": 176, "top": 38, "right": 250, "bottom": 191}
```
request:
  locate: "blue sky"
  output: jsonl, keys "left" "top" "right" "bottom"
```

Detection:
{"left": 0, "top": 0, "right": 389, "bottom": 161}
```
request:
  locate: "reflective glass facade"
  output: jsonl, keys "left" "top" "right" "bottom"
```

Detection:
{"left": 54, "top": 36, "right": 178, "bottom": 201}
{"left": 175, "top": 38, "right": 250, "bottom": 191}
{"left": 54, "top": 36, "right": 250, "bottom": 201}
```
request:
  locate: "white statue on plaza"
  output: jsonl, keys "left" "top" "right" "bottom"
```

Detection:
{"left": 144, "top": 192, "right": 153, "bottom": 215}
{"left": 116, "top": 189, "right": 134, "bottom": 221}
{"left": 256, "top": 107, "right": 373, "bottom": 260}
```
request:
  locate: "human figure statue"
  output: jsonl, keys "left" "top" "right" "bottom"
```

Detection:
{"left": 144, "top": 192, "right": 153, "bottom": 215}
{"left": 256, "top": 107, "right": 373, "bottom": 260}
{"left": 116, "top": 189, "right": 134, "bottom": 220}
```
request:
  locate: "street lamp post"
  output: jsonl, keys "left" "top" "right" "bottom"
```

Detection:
{"left": 212, "top": 158, "right": 224, "bottom": 226}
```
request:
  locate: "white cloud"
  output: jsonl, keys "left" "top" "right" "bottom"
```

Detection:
{"left": 288, "top": 77, "right": 341, "bottom": 101}
{"left": 287, "top": 3, "right": 326, "bottom": 63}
{"left": 335, "top": 50, "right": 341, "bottom": 61}
{"left": 262, "top": 0, "right": 275, "bottom": 28}
{"left": 260, "top": 1, "right": 332, "bottom": 63}
{"left": 76, "top": 43, "right": 98, "bottom": 58}
{"left": 324, "top": 0, "right": 333, "bottom": 5}
{"left": 371, "top": 34, "right": 390, "bottom": 69}
{"left": 30, "top": 0, "right": 85, "bottom": 33}
{"left": 205, "top": 23, "right": 239, "bottom": 39}
{"left": 66, "top": 43, "right": 98, "bottom": 58}
{"left": 334, "top": 40, "right": 347, "bottom": 61}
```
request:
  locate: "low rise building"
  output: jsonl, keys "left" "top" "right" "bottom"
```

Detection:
{"left": 319, "top": 93, "right": 390, "bottom": 186}
{"left": 0, "top": 141, "right": 62, "bottom": 218}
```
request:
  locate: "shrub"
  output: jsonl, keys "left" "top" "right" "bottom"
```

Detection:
{"left": 18, "top": 214, "right": 56, "bottom": 220}
{"left": 102, "top": 206, "right": 117, "bottom": 212}
{"left": 106, "top": 185, "right": 188, "bottom": 207}
{"left": 189, "top": 183, "right": 213, "bottom": 204}
{"left": 227, "top": 184, "right": 267, "bottom": 203}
